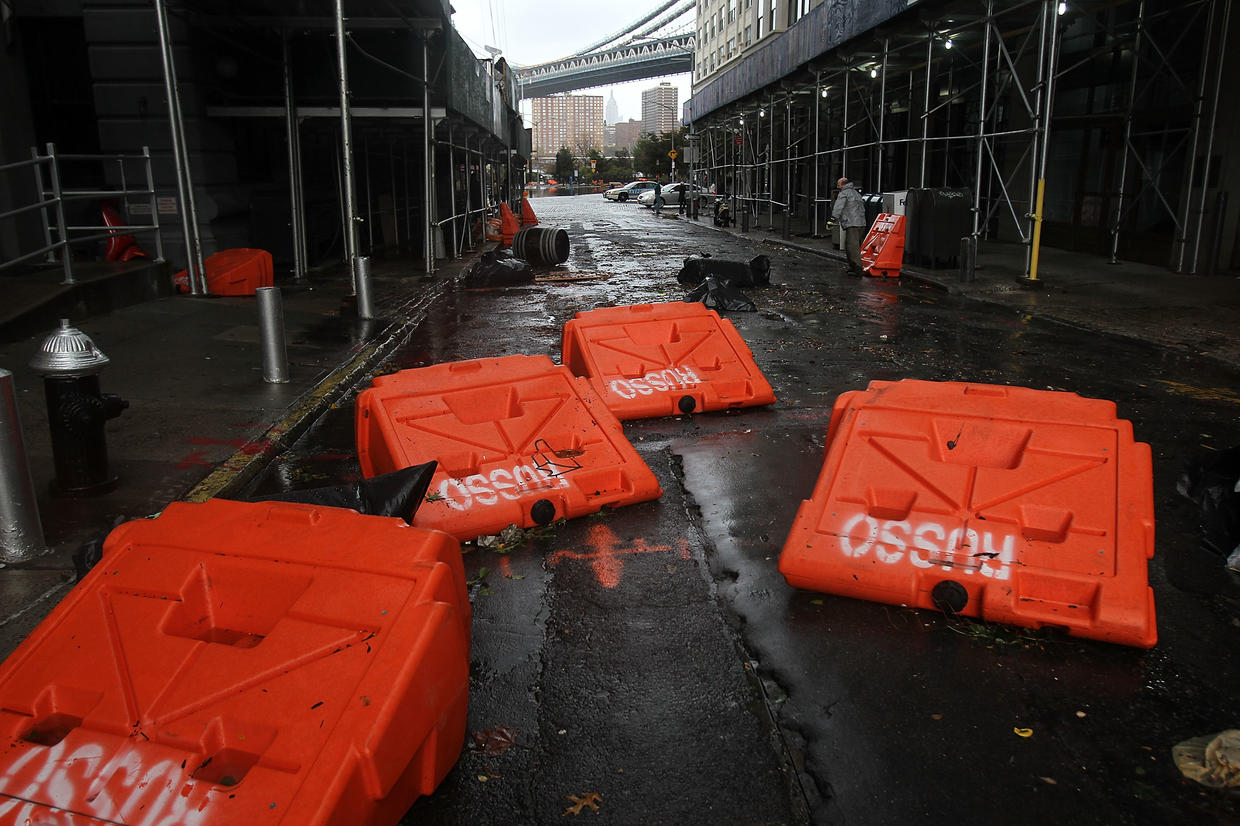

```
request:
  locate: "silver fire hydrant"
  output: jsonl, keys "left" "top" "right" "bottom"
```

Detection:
{"left": 28, "top": 320, "right": 128, "bottom": 496}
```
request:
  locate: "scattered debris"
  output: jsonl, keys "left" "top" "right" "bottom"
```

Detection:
{"left": 463, "top": 249, "right": 535, "bottom": 288}
{"left": 1014, "top": 727, "right": 1033, "bottom": 738}
{"left": 535, "top": 271, "right": 611, "bottom": 283}
{"left": 677, "top": 254, "right": 771, "bottom": 288}
{"left": 241, "top": 461, "right": 437, "bottom": 525}
{"left": 476, "top": 524, "right": 528, "bottom": 552}
{"left": 684, "top": 276, "right": 756, "bottom": 312}
{"left": 1174, "top": 730, "right": 1240, "bottom": 788}
{"left": 564, "top": 792, "right": 603, "bottom": 816}
{"left": 1177, "top": 446, "right": 1240, "bottom": 570}
{"left": 472, "top": 726, "right": 519, "bottom": 757}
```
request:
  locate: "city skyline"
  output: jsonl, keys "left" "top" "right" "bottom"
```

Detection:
{"left": 449, "top": 1, "right": 691, "bottom": 126}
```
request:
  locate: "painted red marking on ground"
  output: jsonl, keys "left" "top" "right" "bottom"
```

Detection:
{"left": 175, "top": 451, "right": 211, "bottom": 470}
{"left": 499, "top": 557, "right": 514, "bottom": 579}
{"left": 548, "top": 524, "right": 681, "bottom": 588}
{"left": 187, "top": 437, "right": 248, "bottom": 448}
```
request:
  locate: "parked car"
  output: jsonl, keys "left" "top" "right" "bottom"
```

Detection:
{"left": 637, "top": 183, "right": 702, "bottom": 208}
{"left": 603, "top": 180, "right": 659, "bottom": 202}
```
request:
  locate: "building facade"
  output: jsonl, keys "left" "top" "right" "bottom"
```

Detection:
{"left": 531, "top": 94, "right": 605, "bottom": 156}
{"left": 0, "top": 0, "right": 529, "bottom": 282}
{"left": 686, "top": 0, "right": 1240, "bottom": 275}
{"left": 613, "top": 120, "right": 644, "bottom": 153}
{"left": 641, "top": 82, "right": 680, "bottom": 137}
{"left": 694, "top": 0, "right": 822, "bottom": 85}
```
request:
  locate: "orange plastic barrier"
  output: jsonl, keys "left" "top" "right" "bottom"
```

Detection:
{"left": 520, "top": 193, "right": 539, "bottom": 227}
{"left": 859, "top": 213, "right": 905, "bottom": 278}
{"left": 778, "top": 379, "right": 1157, "bottom": 647}
{"left": 561, "top": 302, "right": 776, "bottom": 420}
{"left": 175, "top": 248, "right": 274, "bottom": 295}
{"left": 356, "top": 355, "right": 662, "bottom": 540}
{"left": 498, "top": 203, "right": 519, "bottom": 247}
{"left": 0, "top": 499, "right": 469, "bottom": 825}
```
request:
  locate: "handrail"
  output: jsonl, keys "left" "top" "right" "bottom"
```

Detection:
{"left": 0, "top": 143, "right": 163, "bottom": 284}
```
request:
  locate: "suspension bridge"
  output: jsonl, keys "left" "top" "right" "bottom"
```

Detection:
{"left": 512, "top": 0, "right": 694, "bottom": 98}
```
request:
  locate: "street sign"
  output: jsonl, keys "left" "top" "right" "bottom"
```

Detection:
{"left": 590, "top": 159, "right": 597, "bottom": 169}
{"left": 734, "top": 136, "right": 743, "bottom": 146}
{"left": 668, "top": 149, "right": 678, "bottom": 160}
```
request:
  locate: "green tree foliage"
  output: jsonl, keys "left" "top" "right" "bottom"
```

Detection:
{"left": 595, "top": 155, "right": 632, "bottom": 182}
{"left": 632, "top": 128, "right": 686, "bottom": 181}
{"left": 554, "top": 146, "right": 575, "bottom": 180}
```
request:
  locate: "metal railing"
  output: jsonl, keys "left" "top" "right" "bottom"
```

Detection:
{"left": 0, "top": 143, "right": 162, "bottom": 285}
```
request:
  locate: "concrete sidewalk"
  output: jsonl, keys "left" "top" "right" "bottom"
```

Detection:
{"left": 698, "top": 214, "right": 1240, "bottom": 370}
{"left": 0, "top": 254, "right": 473, "bottom": 655}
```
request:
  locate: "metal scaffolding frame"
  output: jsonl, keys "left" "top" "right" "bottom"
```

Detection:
{"left": 154, "top": 3, "right": 525, "bottom": 288}
{"left": 689, "top": 0, "right": 1230, "bottom": 274}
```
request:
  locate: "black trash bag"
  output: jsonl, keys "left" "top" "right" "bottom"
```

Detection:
{"left": 463, "top": 249, "right": 534, "bottom": 288}
{"left": 677, "top": 254, "right": 771, "bottom": 287}
{"left": 241, "top": 461, "right": 439, "bottom": 525}
{"left": 1178, "top": 447, "right": 1240, "bottom": 562}
{"left": 684, "top": 276, "right": 756, "bottom": 312}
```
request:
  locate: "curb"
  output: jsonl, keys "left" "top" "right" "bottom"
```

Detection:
{"left": 183, "top": 273, "right": 458, "bottom": 504}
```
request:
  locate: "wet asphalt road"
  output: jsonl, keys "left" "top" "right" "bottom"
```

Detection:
{"left": 246, "top": 194, "right": 1240, "bottom": 825}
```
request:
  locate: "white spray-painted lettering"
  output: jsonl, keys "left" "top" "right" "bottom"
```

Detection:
{"left": 837, "top": 512, "right": 1015, "bottom": 579}
{"left": 438, "top": 463, "right": 569, "bottom": 511}
{"left": 0, "top": 739, "right": 213, "bottom": 825}
{"left": 609, "top": 365, "right": 701, "bottom": 400}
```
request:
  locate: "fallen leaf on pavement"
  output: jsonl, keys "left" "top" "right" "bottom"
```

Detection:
{"left": 564, "top": 792, "right": 603, "bottom": 816}
{"left": 472, "top": 726, "right": 519, "bottom": 757}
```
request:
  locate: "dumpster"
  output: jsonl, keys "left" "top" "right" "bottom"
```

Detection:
{"left": 883, "top": 190, "right": 908, "bottom": 215}
{"left": 862, "top": 193, "right": 883, "bottom": 232}
{"left": 907, "top": 187, "right": 972, "bottom": 268}
{"left": 904, "top": 188, "right": 926, "bottom": 263}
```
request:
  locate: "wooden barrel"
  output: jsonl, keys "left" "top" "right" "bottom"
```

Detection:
{"left": 512, "top": 226, "right": 570, "bottom": 266}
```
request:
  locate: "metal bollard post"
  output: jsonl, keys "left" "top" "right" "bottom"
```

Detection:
{"left": 0, "top": 369, "right": 47, "bottom": 562}
{"left": 741, "top": 208, "right": 750, "bottom": 233}
{"left": 354, "top": 255, "right": 374, "bottom": 320}
{"left": 256, "top": 287, "right": 290, "bottom": 383}
{"left": 959, "top": 236, "right": 977, "bottom": 283}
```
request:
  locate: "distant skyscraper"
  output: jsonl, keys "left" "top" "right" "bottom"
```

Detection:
{"left": 605, "top": 90, "right": 620, "bottom": 125}
{"left": 530, "top": 94, "right": 605, "bottom": 157}
{"left": 641, "top": 82, "right": 679, "bottom": 137}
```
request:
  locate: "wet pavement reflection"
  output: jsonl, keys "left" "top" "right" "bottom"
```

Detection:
{"left": 248, "top": 194, "right": 1240, "bottom": 824}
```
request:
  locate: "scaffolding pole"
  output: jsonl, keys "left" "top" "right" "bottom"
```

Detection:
{"left": 1110, "top": 0, "right": 1146, "bottom": 265}
{"left": 423, "top": 30, "right": 434, "bottom": 274}
{"left": 1190, "top": 0, "right": 1229, "bottom": 272}
{"left": 282, "top": 33, "right": 306, "bottom": 280}
{"left": 973, "top": 3, "right": 993, "bottom": 239}
{"left": 334, "top": 0, "right": 359, "bottom": 289}
{"left": 154, "top": 0, "right": 205, "bottom": 294}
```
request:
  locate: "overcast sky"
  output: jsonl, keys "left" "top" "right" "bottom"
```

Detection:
{"left": 449, "top": 0, "right": 693, "bottom": 124}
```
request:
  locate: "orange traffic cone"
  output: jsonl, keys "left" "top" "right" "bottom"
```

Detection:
{"left": 499, "top": 202, "right": 519, "bottom": 247}
{"left": 520, "top": 192, "right": 539, "bottom": 227}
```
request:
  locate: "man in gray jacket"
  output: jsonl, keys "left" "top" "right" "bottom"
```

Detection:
{"left": 831, "top": 177, "right": 867, "bottom": 277}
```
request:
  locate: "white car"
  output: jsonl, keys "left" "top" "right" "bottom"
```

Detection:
{"left": 637, "top": 183, "right": 701, "bottom": 208}
{"left": 603, "top": 181, "right": 659, "bottom": 202}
